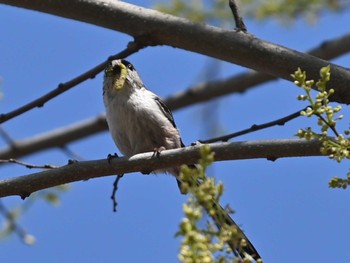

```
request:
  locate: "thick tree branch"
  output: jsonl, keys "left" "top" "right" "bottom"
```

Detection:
{"left": 1, "top": 0, "right": 350, "bottom": 103}
{"left": 0, "top": 139, "right": 323, "bottom": 198}
{"left": 166, "top": 33, "right": 350, "bottom": 110}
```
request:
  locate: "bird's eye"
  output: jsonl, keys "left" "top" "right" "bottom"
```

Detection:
{"left": 121, "top": 60, "right": 135, "bottom": 71}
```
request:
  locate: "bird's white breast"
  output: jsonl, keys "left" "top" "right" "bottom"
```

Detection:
{"left": 104, "top": 84, "right": 181, "bottom": 157}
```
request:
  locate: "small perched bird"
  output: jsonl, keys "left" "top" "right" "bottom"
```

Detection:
{"left": 103, "top": 59, "right": 260, "bottom": 260}
{"left": 103, "top": 59, "right": 184, "bottom": 191}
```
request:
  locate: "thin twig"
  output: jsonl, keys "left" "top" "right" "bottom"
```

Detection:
{"left": 0, "top": 200, "right": 35, "bottom": 245}
{"left": 198, "top": 107, "right": 307, "bottom": 144}
{"left": 0, "top": 40, "right": 146, "bottom": 124}
{"left": 228, "top": 0, "right": 247, "bottom": 32}
{"left": 0, "top": 126, "right": 15, "bottom": 145}
{"left": 0, "top": 158, "right": 58, "bottom": 169}
{"left": 315, "top": 113, "right": 340, "bottom": 137}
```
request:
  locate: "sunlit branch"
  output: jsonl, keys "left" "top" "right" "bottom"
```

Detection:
{"left": 0, "top": 139, "right": 323, "bottom": 199}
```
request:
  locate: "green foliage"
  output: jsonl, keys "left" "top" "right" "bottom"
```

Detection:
{"left": 292, "top": 66, "right": 350, "bottom": 189}
{"left": 155, "top": 0, "right": 347, "bottom": 25}
{"left": 177, "top": 145, "right": 248, "bottom": 263}
{"left": 329, "top": 172, "right": 350, "bottom": 189}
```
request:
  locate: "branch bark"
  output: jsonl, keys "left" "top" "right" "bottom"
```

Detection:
{"left": 0, "top": 139, "right": 323, "bottom": 198}
{"left": 1, "top": 0, "right": 350, "bottom": 103}
{"left": 166, "top": 33, "right": 350, "bottom": 110}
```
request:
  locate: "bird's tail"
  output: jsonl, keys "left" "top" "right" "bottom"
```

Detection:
{"left": 173, "top": 167, "right": 261, "bottom": 261}
{"left": 210, "top": 200, "right": 261, "bottom": 261}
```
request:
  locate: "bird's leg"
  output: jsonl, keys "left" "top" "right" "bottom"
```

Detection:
{"left": 67, "top": 159, "right": 79, "bottom": 164}
{"left": 107, "top": 153, "right": 119, "bottom": 163}
{"left": 153, "top": 146, "right": 166, "bottom": 158}
{"left": 140, "top": 146, "right": 166, "bottom": 174}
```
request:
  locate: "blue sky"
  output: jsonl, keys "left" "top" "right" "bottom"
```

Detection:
{"left": 1, "top": 1, "right": 350, "bottom": 262}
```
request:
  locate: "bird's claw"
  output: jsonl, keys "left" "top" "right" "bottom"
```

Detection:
{"left": 153, "top": 146, "right": 165, "bottom": 158}
{"left": 67, "top": 159, "right": 78, "bottom": 165}
{"left": 191, "top": 141, "right": 202, "bottom": 146}
{"left": 107, "top": 153, "right": 119, "bottom": 164}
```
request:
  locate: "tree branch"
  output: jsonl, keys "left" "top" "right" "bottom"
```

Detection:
{"left": 198, "top": 107, "right": 307, "bottom": 144}
{"left": 0, "top": 114, "right": 108, "bottom": 159}
{"left": 0, "top": 139, "right": 323, "bottom": 199}
{"left": 1, "top": 0, "right": 350, "bottom": 103}
{"left": 0, "top": 41, "right": 145, "bottom": 123}
{"left": 229, "top": 0, "right": 247, "bottom": 32}
{"left": 166, "top": 32, "right": 350, "bottom": 110}
{"left": 0, "top": 159, "right": 58, "bottom": 169}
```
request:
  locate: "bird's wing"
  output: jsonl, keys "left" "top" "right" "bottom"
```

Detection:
{"left": 154, "top": 96, "right": 188, "bottom": 148}
{"left": 153, "top": 96, "right": 177, "bottom": 128}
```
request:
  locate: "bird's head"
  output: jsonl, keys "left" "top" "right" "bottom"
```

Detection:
{"left": 104, "top": 59, "right": 141, "bottom": 92}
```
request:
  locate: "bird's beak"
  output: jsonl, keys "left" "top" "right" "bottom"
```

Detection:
{"left": 113, "top": 62, "right": 127, "bottom": 91}
{"left": 105, "top": 61, "right": 127, "bottom": 91}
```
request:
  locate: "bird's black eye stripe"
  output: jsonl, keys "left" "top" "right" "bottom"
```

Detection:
{"left": 121, "top": 60, "right": 135, "bottom": 71}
